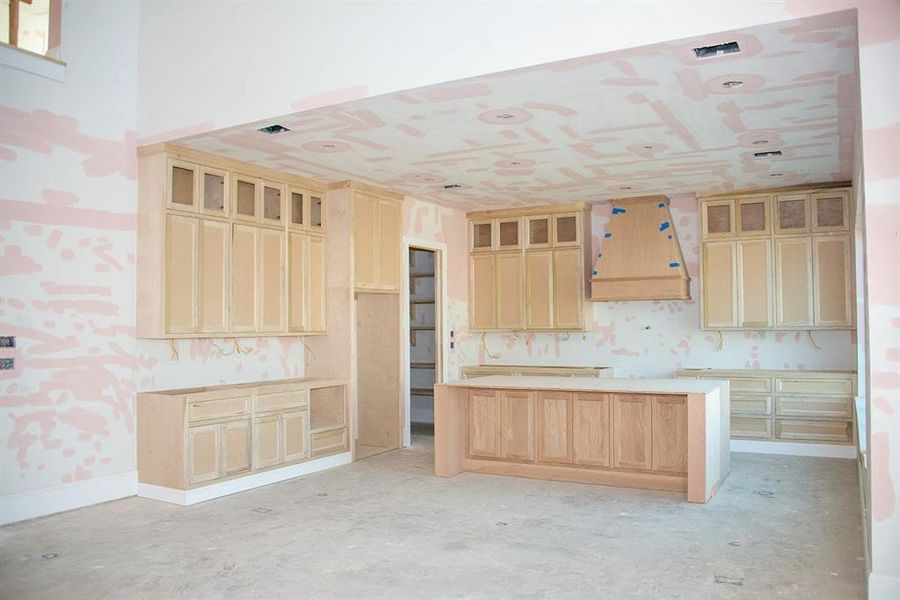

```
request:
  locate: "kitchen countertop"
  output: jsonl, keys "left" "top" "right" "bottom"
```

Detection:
{"left": 442, "top": 375, "right": 727, "bottom": 395}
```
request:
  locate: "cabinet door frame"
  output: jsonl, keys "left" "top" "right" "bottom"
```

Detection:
{"left": 572, "top": 393, "right": 611, "bottom": 467}
{"left": 701, "top": 199, "right": 734, "bottom": 240}
{"left": 773, "top": 194, "right": 810, "bottom": 236}
{"left": 230, "top": 224, "right": 260, "bottom": 333}
{"left": 253, "top": 414, "right": 283, "bottom": 469}
{"left": 166, "top": 158, "right": 200, "bottom": 213}
{"left": 260, "top": 180, "right": 286, "bottom": 227}
{"left": 187, "top": 423, "right": 222, "bottom": 484}
{"left": 525, "top": 249, "right": 555, "bottom": 329}
{"left": 552, "top": 247, "right": 584, "bottom": 330}
{"left": 281, "top": 410, "right": 310, "bottom": 463}
{"left": 199, "top": 218, "right": 231, "bottom": 334}
{"left": 232, "top": 173, "right": 261, "bottom": 223}
{"left": 306, "top": 234, "right": 327, "bottom": 332}
{"left": 467, "top": 389, "right": 501, "bottom": 458}
{"left": 735, "top": 195, "right": 771, "bottom": 238}
{"left": 376, "top": 198, "right": 401, "bottom": 291}
{"left": 198, "top": 165, "right": 230, "bottom": 218}
{"left": 469, "top": 253, "right": 497, "bottom": 330}
{"left": 470, "top": 219, "right": 496, "bottom": 252}
{"left": 257, "top": 227, "right": 286, "bottom": 333}
{"left": 308, "top": 192, "right": 326, "bottom": 234}
{"left": 700, "top": 241, "right": 738, "bottom": 329}
{"left": 611, "top": 394, "right": 652, "bottom": 471}
{"left": 811, "top": 190, "right": 851, "bottom": 233}
{"left": 525, "top": 215, "right": 552, "bottom": 249}
{"left": 774, "top": 237, "right": 814, "bottom": 327}
{"left": 495, "top": 251, "right": 524, "bottom": 330}
{"left": 499, "top": 390, "right": 535, "bottom": 461}
{"left": 551, "top": 212, "right": 582, "bottom": 247}
{"left": 222, "top": 419, "right": 252, "bottom": 477}
{"left": 496, "top": 217, "right": 523, "bottom": 251}
{"left": 165, "top": 214, "right": 200, "bottom": 334}
{"left": 353, "top": 193, "right": 379, "bottom": 290}
{"left": 735, "top": 238, "right": 773, "bottom": 328}
{"left": 287, "top": 186, "right": 307, "bottom": 231}
{"left": 537, "top": 391, "right": 574, "bottom": 464}
{"left": 812, "top": 234, "right": 853, "bottom": 327}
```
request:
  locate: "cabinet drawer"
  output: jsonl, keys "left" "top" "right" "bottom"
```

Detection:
{"left": 731, "top": 395, "right": 772, "bottom": 416}
{"left": 776, "top": 396, "right": 852, "bottom": 419}
{"left": 776, "top": 419, "right": 853, "bottom": 443}
{"left": 311, "top": 428, "right": 348, "bottom": 457}
{"left": 188, "top": 396, "right": 250, "bottom": 423}
{"left": 731, "top": 416, "right": 772, "bottom": 439}
{"left": 255, "top": 390, "right": 309, "bottom": 413}
{"left": 701, "top": 375, "right": 770, "bottom": 393}
{"left": 775, "top": 377, "right": 853, "bottom": 396}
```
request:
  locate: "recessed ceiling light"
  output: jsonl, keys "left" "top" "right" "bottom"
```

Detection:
{"left": 692, "top": 41, "right": 741, "bottom": 59}
{"left": 257, "top": 124, "right": 290, "bottom": 135}
{"left": 721, "top": 80, "right": 744, "bottom": 89}
{"left": 319, "top": 143, "right": 336, "bottom": 149}
{"left": 496, "top": 113, "right": 516, "bottom": 120}
{"left": 770, "top": 173, "right": 784, "bottom": 177}
{"left": 509, "top": 161, "right": 521, "bottom": 166}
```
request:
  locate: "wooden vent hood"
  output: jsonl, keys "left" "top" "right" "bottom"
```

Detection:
{"left": 591, "top": 195, "right": 690, "bottom": 302}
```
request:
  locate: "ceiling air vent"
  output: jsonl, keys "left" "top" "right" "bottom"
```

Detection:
{"left": 753, "top": 150, "right": 783, "bottom": 158}
{"left": 257, "top": 124, "right": 291, "bottom": 135}
{"left": 692, "top": 41, "right": 740, "bottom": 59}
{"left": 443, "top": 184, "right": 462, "bottom": 190}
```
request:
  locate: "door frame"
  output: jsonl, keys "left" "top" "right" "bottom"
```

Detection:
{"left": 402, "top": 237, "right": 447, "bottom": 447}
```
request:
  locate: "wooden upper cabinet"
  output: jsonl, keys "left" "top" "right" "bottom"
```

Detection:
{"left": 736, "top": 239, "right": 772, "bottom": 328}
{"left": 470, "top": 220, "right": 495, "bottom": 252}
{"left": 701, "top": 242, "right": 737, "bottom": 328}
{"left": 552, "top": 248, "right": 583, "bottom": 329}
{"left": 813, "top": 235, "right": 852, "bottom": 327}
{"left": 258, "top": 228, "right": 285, "bottom": 332}
{"left": 167, "top": 159, "right": 199, "bottom": 212}
{"left": 470, "top": 254, "right": 497, "bottom": 330}
{"left": 811, "top": 191, "right": 850, "bottom": 232}
{"left": 309, "top": 194, "right": 325, "bottom": 232}
{"left": 166, "top": 214, "right": 199, "bottom": 334}
{"left": 288, "top": 188, "right": 306, "bottom": 230}
{"left": 353, "top": 193, "right": 401, "bottom": 292}
{"left": 525, "top": 250, "right": 554, "bottom": 329}
{"left": 232, "top": 174, "right": 260, "bottom": 222}
{"left": 496, "top": 252, "right": 524, "bottom": 330}
{"left": 377, "top": 199, "right": 401, "bottom": 291}
{"left": 199, "top": 219, "right": 230, "bottom": 333}
{"left": 526, "top": 216, "right": 551, "bottom": 249}
{"left": 200, "top": 166, "right": 229, "bottom": 217}
{"left": 775, "top": 238, "right": 813, "bottom": 327}
{"left": 552, "top": 213, "right": 580, "bottom": 247}
{"left": 701, "top": 200, "right": 734, "bottom": 239}
{"left": 497, "top": 218, "right": 522, "bottom": 250}
{"left": 354, "top": 193, "right": 379, "bottom": 289}
{"left": 287, "top": 232, "right": 308, "bottom": 332}
{"left": 261, "top": 181, "right": 285, "bottom": 226}
{"left": 774, "top": 194, "right": 809, "bottom": 235}
{"left": 231, "top": 224, "right": 259, "bottom": 332}
{"left": 306, "top": 235, "right": 327, "bottom": 332}
{"left": 736, "top": 196, "right": 770, "bottom": 237}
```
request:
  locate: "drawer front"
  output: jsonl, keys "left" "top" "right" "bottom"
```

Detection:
{"left": 775, "top": 377, "right": 853, "bottom": 396}
{"left": 188, "top": 396, "right": 251, "bottom": 422}
{"left": 776, "top": 396, "right": 852, "bottom": 419}
{"left": 731, "top": 416, "right": 772, "bottom": 439}
{"left": 255, "top": 390, "right": 309, "bottom": 413}
{"left": 776, "top": 419, "right": 853, "bottom": 443}
{"left": 731, "top": 395, "right": 772, "bottom": 416}
{"left": 312, "top": 428, "right": 348, "bottom": 457}
{"left": 700, "top": 375, "right": 771, "bottom": 393}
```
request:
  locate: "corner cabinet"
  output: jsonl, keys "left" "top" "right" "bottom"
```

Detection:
{"left": 698, "top": 187, "right": 854, "bottom": 331}
{"left": 468, "top": 204, "right": 591, "bottom": 331}
{"left": 353, "top": 190, "right": 403, "bottom": 293}
{"left": 138, "top": 144, "right": 328, "bottom": 338}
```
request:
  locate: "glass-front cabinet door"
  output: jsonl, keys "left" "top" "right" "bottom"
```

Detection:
{"left": 167, "top": 159, "right": 198, "bottom": 212}
{"left": 774, "top": 194, "right": 809, "bottom": 235}
{"left": 736, "top": 196, "right": 770, "bottom": 237}
{"left": 526, "top": 215, "right": 551, "bottom": 249}
{"left": 232, "top": 174, "right": 259, "bottom": 222}
{"left": 200, "top": 166, "right": 228, "bottom": 216}
{"left": 471, "top": 220, "right": 495, "bottom": 252}
{"left": 309, "top": 194, "right": 325, "bottom": 232}
{"left": 701, "top": 200, "right": 734, "bottom": 239}
{"left": 261, "top": 181, "right": 284, "bottom": 225}
{"left": 553, "top": 213, "right": 580, "bottom": 247}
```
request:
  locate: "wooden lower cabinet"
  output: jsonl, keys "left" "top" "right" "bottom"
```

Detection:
{"left": 651, "top": 397, "right": 687, "bottom": 473}
{"left": 537, "top": 392, "right": 573, "bottom": 464}
{"left": 500, "top": 390, "right": 534, "bottom": 461}
{"left": 573, "top": 393, "right": 610, "bottom": 467}
{"left": 254, "top": 415, "right": 282, "bottom": 469}
{"left": 467, "top": 389, "right": 502, "bottom": 458}
{"left": 612, "top": 395, "right": 652, "bottom": 470}
{"left": 188, "top": 423, "right": 221, "bottom": 484}
{"left": 223, "top": 419, "right": 252, "bottom": 476}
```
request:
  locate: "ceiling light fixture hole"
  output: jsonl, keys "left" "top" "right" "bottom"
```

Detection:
{"left": 721, "top": 80, "right": 744, "bottom": 89}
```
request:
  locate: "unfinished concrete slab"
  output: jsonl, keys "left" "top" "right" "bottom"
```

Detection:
{"left": 0, "top": 438, "right": 864, "bottom": 599}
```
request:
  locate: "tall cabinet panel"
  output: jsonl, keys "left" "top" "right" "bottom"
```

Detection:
{"left": 813, "top": 235, "right": 852, "bottom": 327}
{"left": 258, "top": 229, "right": 285, "bottom": 332}
{"left": 199, "top": 219, "right": 229, "bottom": 333}
{"left": 166, "top": 215, "right": 199, "bottom": 334}
{"left": 775, "top": 238, "right": 813, "bottom": 327}
{"left": 496, "top": 252, "right": 524, "bottom": 330}
{"left": 231, "top": 225, "right": 259, "bottom": 332}
{"left": 353, "top": 192, "right": 402, "bottom": 293}
{"left": 525, "top": 250, "right": 554, "bottom": 329}
{"left": 307, "top": 235, "right": 327, "bottom": 332}
{"left": 470, "top": 254, "right": 497, "bottom": 330}
{"left": 736, "top": 239, "right": 772, "bottom": 328}
{"left": 553, "top": 248, "right": 583, "bottom": 330}
{"left": 701, "top": 242, "right": 737, "bottom": 329}
{"left": 353, "top": 194, "right": 379, "bottom": 290}
{"left": 287, "top": 232, "right": 308, "bottom": 332}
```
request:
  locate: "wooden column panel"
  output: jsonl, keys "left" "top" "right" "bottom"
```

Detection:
{"left": 199, "top": 219, "right": 229, "bottom": 333}
{"left": 500, "top": 390, "right": 535, "bottom": 461}
{"left": 612, "top": 394, "right": 651, "bottom": 471}
{"left": 231, "top": 224, "right": 259, "bottom": 332}
{"left": 165, "top": 214, "right": 199, "bottom": 334}
{"left": 470, "top": 254, "right": 496, "bottom": 330}
{"left": 553, "top": 248, "right": 583, "bottom": 329}
{"left": 651, "top": 396, "right": 688, "bottom": 474}
{"left": 538, "top": 392, "right": 573, "bottom": 464}
{"left": 573, "top": 393, "right": 611, "bottom": 467}
{"left": 525, "top": 250, "right": 554, "bottom": 329}
{"left": 496, "top": 252, "right": 524, "bottom": 330}
{"left": 467, "top": 389, "right": 501, "bottom": 458}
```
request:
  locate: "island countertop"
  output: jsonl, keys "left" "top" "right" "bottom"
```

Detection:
{"left": 444, "top": 375, "right": 727, "bottom": 396}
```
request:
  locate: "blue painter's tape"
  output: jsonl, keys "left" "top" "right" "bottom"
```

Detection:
{"left": 604, "top": 232, "right": 612, "bottom": 238}
{"left": 658, "top": 202, "right": 665, "bottom": 208}
{"left": 669, "top": 262, "right": 681, "bottom": 268}
{"left": 659, "top": 221, "right": 670, "bottom": 232}
{"left": 611, "top": 207, "right": 626, "bottom": 215}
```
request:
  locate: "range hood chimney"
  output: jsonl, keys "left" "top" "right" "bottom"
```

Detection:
{"left": 591, "top": 195, "right": 690, "bottom": 302}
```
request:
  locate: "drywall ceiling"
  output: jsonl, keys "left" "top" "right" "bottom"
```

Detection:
{"left": 176, "top": 10, "right": 858, "bottom": 210}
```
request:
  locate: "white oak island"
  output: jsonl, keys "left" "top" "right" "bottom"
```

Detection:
{"left": 434, "top": 375, "right": 730, "bottom": 503}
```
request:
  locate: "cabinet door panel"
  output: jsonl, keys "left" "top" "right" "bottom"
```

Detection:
{"left": 736, "top": 239, "right": 772, "bottom": 328}
{"left": 573, "top": 393, "right": 610, "bottom": 467}
{"left": 812, "top": 191, "right": 850, "bottom": 232}
{"left": 282, "top": 411, "right": 310, "bottom": 463}
{"left": 167, "top": 159, "right": 198, "bottom": 212}
{"left": 612, "top": 395, "right": 651, "bottom": 470}
{"left": 702, "top": 200, "right": 733, "bottom": 239}
{"left": 377, "top": 199, "right": 401, "bottom": 291}
{"left": 188, "top": 424, "right": 220, "bottom": 484}
{"left": 813, "top": 235, "right": 852, "bottom": 327}
{"left": 467, "top": 390, "right": 501, "bottom": 458}
{"left": 651, "top": 396, "right": 687, "bottom": 474}
{"left": 307, "top": 235, "right": 327, "bottom": 331}
{"left": 223, "top": 420, "right": 251, "bottom": 476}
{"left": 254, "top": 417, "right": 281, "bottom": 469}
{"left": 231, "top": 225, "right": 258, "bottom": 332}
{"left": 354, "top": 194, "right": 378, "bottom": 289}
{"left": 470, "top": 254, "right": 496, "bottom": 330}
{"left": 166, "top": 214, "right": 199, "bottom": 334}
{"left": 701, "top": 242, "right": 737, "bottom": 328}
{"left": 775, "top": 238, "right": 813, "bottom": 327}
{"left": 736, "top": 197, "right": 770, "bottom": 237}
{"left": 287, "top": 233, "right": 307, "bottom": 332}
{"left": 553, "top": 213, "right": 580, "bottom": 247}
{"left": 500, "top": 391, "right": 534, "bottom": 461}
{"left": 199, "top": 219, "right": 229, "bottom": 333}
{"left": 233, "top": 175, "right": 259, "bottom": 222}
{"left": 471, "top": 220, "right": 495, "bottom": 251}
{"left": 496, "top": 252, "right": 524, "bottom": 330}
{"left": 553, "top": 248, "right": 583, "bottom": 329}
{"left": 258, "top": 229, "right": 285, "bottom": 332}
{"left": 774, "top": 194, "right": 809, "bottom": 234}
{"left": 538, "top": 392, "right": 573, "bottom": 464}
{"left": 525, "top": 251, "right": 554, "bottom": 329}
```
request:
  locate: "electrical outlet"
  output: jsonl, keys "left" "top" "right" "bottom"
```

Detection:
{"left": 0, "top": 336, "right": 13, "bottom": 348}
{"left": 0, "top": 358, "right": 14, "bottom": 370}
{"left": 450, "top": 341, "right": 455, "bottom": 350}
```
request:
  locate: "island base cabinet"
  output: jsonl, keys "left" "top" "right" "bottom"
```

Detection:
{"left": 467, "top": 390, "right": 502, "bottom": 458}
{"left": 573, "top": 393, "right": 611, "bottom": 467}
{"left": 537, "top": 392, "right": 573, "bottom": 464}
{"left": 500, "top": 391, "right": 535, "bottom": 461}
{"left": 612, "top": 395, "right": 652, "bottom": 471}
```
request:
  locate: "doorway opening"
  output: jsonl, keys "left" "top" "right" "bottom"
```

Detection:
{"left": 407, "top": 246, "right": 443, "bottom": 445}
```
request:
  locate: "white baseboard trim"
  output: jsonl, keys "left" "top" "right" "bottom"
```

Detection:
{"left": 869, "top": 573, "right": 900, "bottom": 600}
{"left": 0, "top": 470, "right": 137, "bottom": 526}
{"left": 137, "top": 451, "right": 353, "bottom": 506}
{"left": 731, "top": 439, "right": 857, "bottom": 459}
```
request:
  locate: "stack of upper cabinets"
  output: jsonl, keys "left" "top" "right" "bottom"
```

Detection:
{"left": 137, "top": 145, "right": 327, "bottom": 338}
{"left": 351, "top": 185, "right": 403, "bottom": 293}
{"left": 468, "top": 204, "right": 591, "bottom": 331}
{"left": 699, "top": 186, "right": 854, "bottom": 330}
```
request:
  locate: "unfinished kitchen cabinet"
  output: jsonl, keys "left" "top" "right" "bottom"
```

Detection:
{"left": 354, "top": 191, "right": 402, "bottom": 293}
{"left": 469, "top": 203, "right": 590, "bottom": 332}
{"left": 651, "top": 396, "right": 687, "bottom": 473}
{"left": 537, "top": 391, "right": 573, "bottom": 464}
{"left": 698, "top": 186, "right": 853, "bottom": 331}
{"left": 701, "top": 199, "right": 734, "bottom": 239}
{"left": 500, "top": 390, "right": 535, "bottom": 461}
{"left": 467, "top": 389, "right": 501, "bottom": 458}
{"left": 572, "top": 393, "right": 611, "bottom": 467}
{"left": 287, "top": 232, "right": 327, "bottom": 334}
{"left": 611, "top": 394, "right": 652, "bottom": 471}
{"left": 137, "top": 144, "right": 328, "bottom": 338}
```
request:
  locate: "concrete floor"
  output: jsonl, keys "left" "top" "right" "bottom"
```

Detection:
{"left": 1, "top": 436, "right": 864, "bottom": 599}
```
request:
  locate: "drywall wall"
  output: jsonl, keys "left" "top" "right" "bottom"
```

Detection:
{"left": 471, "top": 194, "right": 857, "bottom": 375}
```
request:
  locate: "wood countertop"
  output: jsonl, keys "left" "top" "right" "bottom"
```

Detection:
{"left": 442, "top": 375, "right": 726, "bottom": 395}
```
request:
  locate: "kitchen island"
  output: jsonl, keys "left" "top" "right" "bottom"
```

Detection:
{"left": 434, "top": 375, "right": 730, "bottom": 503}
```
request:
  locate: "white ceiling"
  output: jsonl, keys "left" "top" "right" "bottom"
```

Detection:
{"left": 177, "top": 10, "right": 858, "bottom": 210}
